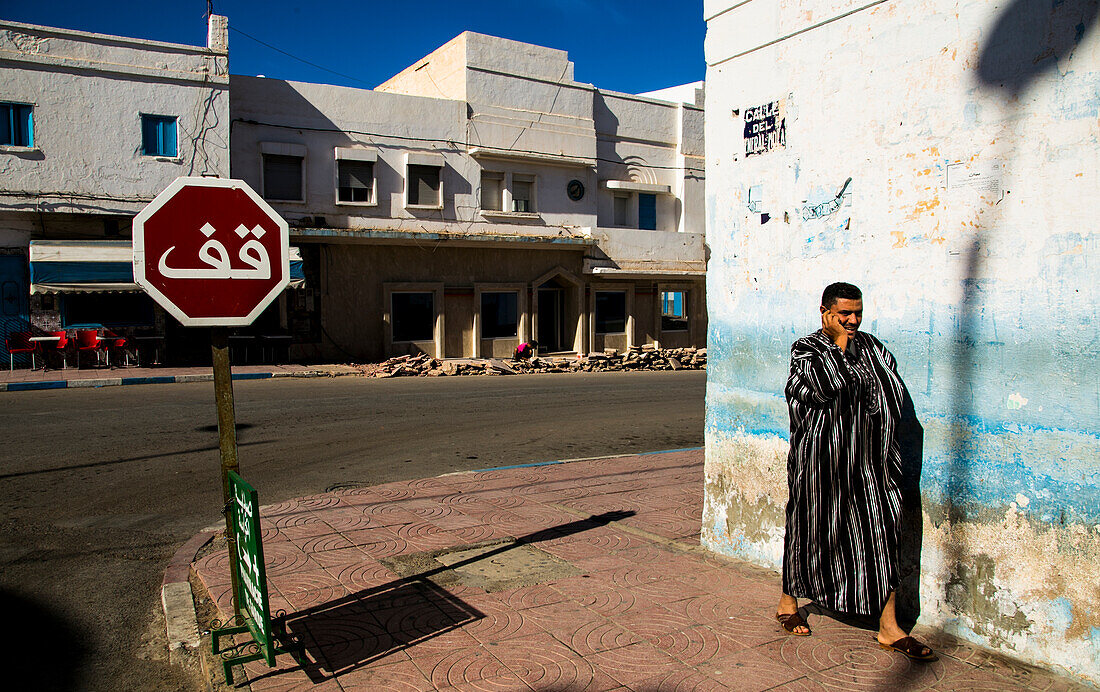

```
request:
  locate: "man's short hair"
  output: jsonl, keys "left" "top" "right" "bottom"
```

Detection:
{"left": 821, "top": 282, "right": 862, "bottom": 308}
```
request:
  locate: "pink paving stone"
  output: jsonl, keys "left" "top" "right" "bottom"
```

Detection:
{"left": 572, "top": 554, "right": 638, "bottom": 573}
{"left": 330, "top": 658, "right": 433, "bottom": 691}
{"left": 489, "top": 583, "right": 567, "bottom": 611}
{"left": 411, "top": 644, "right": 521, "bottom": 690}
{"left": 697, "top": 646, "right": 806, "bottom": 691}
{"left": 585, "top": 640, "right": 679, "bottom": 687}
{"left": 459, "top": 599, "right": 546, "bottom": 645}
{"left": 628, "top": 664, "right": 732, "bottom": 692}
{"left": 651, "top": 625, "right": 748, "bottom": 667}
{"left": 485, "top": 632, "right": 619, "bottom": 691}
{"left": 558, "top": 618, "right": 643, "bottom": 657}
{"left": 614, "top": 607, "right": 699, "bottom": 642}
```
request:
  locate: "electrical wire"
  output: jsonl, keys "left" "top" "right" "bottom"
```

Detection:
{"left": 229, "top": 27, "right": 373, "bottom": 87}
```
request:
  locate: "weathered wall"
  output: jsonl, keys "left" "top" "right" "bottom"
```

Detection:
{"left": 702, "top": 0, "right": 1099, "bottom": 684}
{"left": 0, "top": 19, "right": 229, "bottom": 221}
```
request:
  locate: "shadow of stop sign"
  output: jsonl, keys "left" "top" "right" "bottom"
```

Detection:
{"left": 133, "top": 177, "right": 290, "bottom": 327}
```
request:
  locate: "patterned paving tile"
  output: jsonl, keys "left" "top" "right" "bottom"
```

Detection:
{"left": 585, "top": 640, "right": 678, "bottom": 688}
{"left": 696, "top": 646, "right": 804, "bottom": 691}
{"left": 487, "top": 632, "right": 619, "bottom": 691}
{"left": 331, "top": 658, "right": 433, "bottom": 691}
{"left": 650, "top": 625, "right": 747, "bottom": 667}
{"left": 704, "top": 610, "right": 787, "bottom": 649}
{"left": 573, "top": 587, "right": 640, "bottom": 617}
{"left": 328, "top": 558, "right": 399, "bottom": 591}
{"left": 411, "top": 644, "right": 522, "bottom": 690}
{"left": 614, "top": 608, "right": 699, "bottom": 642}
{"left": 460, "top": 599, "right": 545, "bottom": 645}
{"left": 490, "top": 584, "right": 566, "bottom": 611}
{"left": 264, "top": 543, "right": 313, "bottom": 577}
{"left": 559, "top": 617, "right": 643, "bottom": 656}
{"left": 627, "top": 664, "right": 730, "bottom": 692}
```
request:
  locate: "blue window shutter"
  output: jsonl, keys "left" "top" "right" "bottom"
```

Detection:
{"left": 1, "top": 104, "right": 34, "bottom": 147}
{"left": 22, "top": 105, "right": 33, "bottom": 146}
{"left": 638, "top": 193, "right": 657, "bottom": 230}
{"left": 142, "top": 116, "right": 159, "bottom": 155}
{"left": 674, "top": 292, "right": 683, "bottom": 316}
{"left": 163, "top": 118, "right": 177, "bottom": 157}
{"left": 142, "top": 115, "right": 176, "bottom": 156}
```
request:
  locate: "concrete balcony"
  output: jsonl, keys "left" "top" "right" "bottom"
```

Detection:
{"left": 582, "top": 227, "right": 707, "bottom": 277}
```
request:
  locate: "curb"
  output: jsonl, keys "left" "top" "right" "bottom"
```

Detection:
{"left": 0, "top": 371, "right": 276, "bottom": 393}
{"left": 162, "top": 530, "right": 216, "bottom": 652}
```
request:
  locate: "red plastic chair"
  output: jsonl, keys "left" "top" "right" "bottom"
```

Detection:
{"left": 103, "top": 330, "right": 130, "bottom": 366}
{"left": 75, "top": 329, "right": 105, "bottom": 368}
{"left": 49, "top": 331, "right": 72, "bottom": 369}
{"left": 6, "top": 331, "right": 38, "bottom": 370}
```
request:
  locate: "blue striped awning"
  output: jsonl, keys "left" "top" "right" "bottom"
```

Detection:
{"left": 29, "top": 240, "right": 305, "bottom": 293}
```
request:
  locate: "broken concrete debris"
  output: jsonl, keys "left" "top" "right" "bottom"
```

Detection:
{"left": 365, "top": 347, "right": 706, "bottom": 378}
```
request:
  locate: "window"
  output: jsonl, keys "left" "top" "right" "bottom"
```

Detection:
{"left": 661, "top": 291, "right": 688, "bottom": 331}
{"left": 638, "top": 193, "right": 657, "bottom": 230}
{"left": 1, "top": 102, "right": 34, "bottom": 147}
{"left": 595, "top": 291, "right": 627, "bottom": 334}
{"left": 391, "top": 292, "right": 435, "bottom": 342}
{"left": 613, "top": 194, "right": 629, "bottom": 227}
{"left": 263, "top": 154, "right": 303, "bottom": 201}
{"left": 337, "top": 160, "right": 374, "bottom": 203}
{"left": 407, "top": 164, "right": 441, "bottom": 207}
{"left": 481, "top": 172, "right": 503, "bottom": 211}
{"left": 61, "top": 293, "right": 155, "bottom": 328}
{"left": 481, "top": 292, "right": 518, "bottom": 338}
{"left": 511, "top": 175, "right": 535, "bottom": 213}
{"left": 141, "top": 115, "right": 177, "bottom": 157}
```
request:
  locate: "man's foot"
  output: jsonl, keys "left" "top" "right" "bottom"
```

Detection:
{"left": 776, "top": 611, "right": 811, "bottom": 636}
{"left": 876, "top": 635, "right": 937, "bottom": 661}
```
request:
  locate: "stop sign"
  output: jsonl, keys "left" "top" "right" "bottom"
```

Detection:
{"left": 133, "top": 177, "right": 290, "bottom": 327}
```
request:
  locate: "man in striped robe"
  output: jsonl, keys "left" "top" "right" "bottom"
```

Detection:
{"left": 775, "top": 282, "right": 935, "bottom": 661}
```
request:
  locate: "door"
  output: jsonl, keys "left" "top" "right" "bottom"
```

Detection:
{"left": 537, "top": 288, "right": 565, "bottom": 352}
{"left": 0, "top": 255, "right": 31, "bottom": 366}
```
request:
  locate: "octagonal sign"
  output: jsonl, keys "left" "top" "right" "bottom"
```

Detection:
{"left": 133, "top": 177, "right": 289, "bottom": 327}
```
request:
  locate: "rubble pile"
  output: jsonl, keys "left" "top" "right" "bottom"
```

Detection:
{"left": 369, "top": 346, "right": 705, "bottom": 378}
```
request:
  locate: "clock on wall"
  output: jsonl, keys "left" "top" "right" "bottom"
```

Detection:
{"left": 567, "top": 179, "right": 585, "bottom": 201}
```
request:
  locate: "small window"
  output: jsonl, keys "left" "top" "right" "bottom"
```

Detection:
{"left": 481, "top": 292, "right": 518, "bottom": 338}
{"left": 1, "top": 102, "right": 34, "bottom": 147}
{"left": 263, "top": 154, "right": 303, "bottom": 201}
{"left": 481, "top": 172, "right": 503, "bottom": 211}
{"left": 661, "top": 291, "right": 688, "bottom": 331}
{"left": 408, "top": 164, "right": 441, "bottom": 207}
{"left": 595, "top": 291, "right": 627, "bottom": 334}
{"left": 337, "top": 160, "right": 374, "bottom": 203}
{"left": 512, "top": 176, "right": 535, "bottom": 213}
{"left": 141, "top": 114, "right": 177, "bottom": 157}
{"left": 391, "top": 292, "right": 434, "bottom": 342}
{"left": 613, "top": 194, "right": 629, "bottom": 227}
{"left": 638, "top": 193, "right": 657, "bottom": 230}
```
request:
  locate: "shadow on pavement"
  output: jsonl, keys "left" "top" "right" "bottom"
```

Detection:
{"left": 252, "top": 510, "right": 636, "bottom": 684}
{"left": 0, "top": 588, "right": 88, "bottom": 691}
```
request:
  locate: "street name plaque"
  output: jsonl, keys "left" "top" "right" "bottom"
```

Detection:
{"left": 211, "top": 471, "right": 300, "bottom": 684}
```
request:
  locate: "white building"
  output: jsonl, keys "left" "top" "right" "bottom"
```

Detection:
{"left": 232, "top": 31, "right": 706, "bottom": 362}
{"left": 0, "top": 17, "right": 231, "bottom": 363}
{"left": 0, "top": 18, "right": 706, "bottom": 366}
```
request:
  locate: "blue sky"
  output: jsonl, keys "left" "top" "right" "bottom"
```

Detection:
{"left": 2, "top": 1, "right": 704, "bottom": 94}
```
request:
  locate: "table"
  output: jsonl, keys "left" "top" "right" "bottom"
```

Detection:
{"left": 228, "top": 335, "right": 256, "bottom": 364}
{"left": 132, "top": 335, "right": 165, "bottom": 366}
{"left": 259, "top": 335, "right": 292, "bottom": 364}
{"left": 28, "top": 336, "right": 63, "bottom": 369}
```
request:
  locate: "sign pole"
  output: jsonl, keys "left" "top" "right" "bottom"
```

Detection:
{"left": 211, "top": 326, "right": 243, "bottom": 617}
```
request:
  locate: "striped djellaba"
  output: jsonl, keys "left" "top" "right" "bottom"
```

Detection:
{"left": 782, "top": 329, "right": 907, "bottom": 616}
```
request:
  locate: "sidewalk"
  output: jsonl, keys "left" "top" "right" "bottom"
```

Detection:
{"left": 0, "top": 362, "right": 361, "bottom": 391}
{"left": 189, "top": 449, "right": 1082, "bottom": 691}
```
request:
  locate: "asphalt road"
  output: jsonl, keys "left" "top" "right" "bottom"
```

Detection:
{"left": 0, "top": 369, "right": 705, "bottom": 691}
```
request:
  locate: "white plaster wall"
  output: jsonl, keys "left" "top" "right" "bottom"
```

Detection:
{"left": 703, "top": 0, "right": 1100, "bottom": 684}
{"left": 0, "top": 20, "right": 229, "bottom": 220}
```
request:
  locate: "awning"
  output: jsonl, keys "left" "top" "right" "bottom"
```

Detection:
{"left": 29, "top": 240, "right": 305, "bottom": 294}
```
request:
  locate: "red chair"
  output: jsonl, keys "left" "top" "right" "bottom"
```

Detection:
{"left": 6, "top": 331, "right": 38, "bottom": 371}
{"left": 49, "top": 331, "right": 72, "bottom": 369}
{"left": 75, "top": 329, "right": 106, "bottom": 368}
{"left": 103, "top": 330, "right": 130, "bottom": 367}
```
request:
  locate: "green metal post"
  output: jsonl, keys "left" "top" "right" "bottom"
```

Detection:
{"left": 211, "top": 327, "right": 243, "bottom": 617}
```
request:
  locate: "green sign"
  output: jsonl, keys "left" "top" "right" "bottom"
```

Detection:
{"left": 228, "top": 470, "right": 275, "bottom": 666}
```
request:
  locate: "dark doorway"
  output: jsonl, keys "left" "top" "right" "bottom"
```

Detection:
{"left": 537, "top": 283, "right": 567, "bottom": 352}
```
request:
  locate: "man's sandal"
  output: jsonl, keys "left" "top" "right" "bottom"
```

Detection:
{"left": 776, "top": 611, "right": 811, "bottom": 636}
{"left": 877, "top": 636, "right": 938, "bottom": 661}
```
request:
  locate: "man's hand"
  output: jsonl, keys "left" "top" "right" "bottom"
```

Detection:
{"left": 821, "top": 309, "right": 848, "bottom": 350}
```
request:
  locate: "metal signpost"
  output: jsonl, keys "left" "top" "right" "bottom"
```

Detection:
{"left": 132, "top": 177, "right": 295, "bottom": 682}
